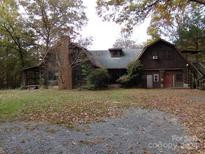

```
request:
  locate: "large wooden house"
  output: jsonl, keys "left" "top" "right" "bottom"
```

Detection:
{"left": 139, "top": 39, "right": 189, "bottom": 88}
{"left": 88, "top": 39, "right": 189, "bottom": 88}
{"left": 22, "top": 38, "right": 190, "bottom": 89}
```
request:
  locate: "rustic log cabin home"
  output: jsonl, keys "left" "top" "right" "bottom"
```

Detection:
{"left": 22, "top": 37, "right": 89, "bottom": 89}
{"left": 22, "top": 37, "right": 190, "bottom": 89}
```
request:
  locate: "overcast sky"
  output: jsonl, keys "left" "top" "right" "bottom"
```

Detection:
{"left": 82, "top": 0, "right": 151, "bottom": 50}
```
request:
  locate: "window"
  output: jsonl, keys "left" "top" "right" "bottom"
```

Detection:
{"left": 153, "top": 74, "right": 159, "bottom": 82}
{"left": 48, "top": 72, "right": 57, "bottom": 81}
{"left": 150, "top": 51, "right": 158, "bottom": 60}
{"left": 175, "top": 73, "right": 183, "bottom": 82}
{"left": 153, "top": 56, "right": 158, "bottom": 60}
{"left": 109, "top": 49, "right": 124, "bottom": 57}
{"left": 175, "top": 73, "right": 183, "bottom": 87}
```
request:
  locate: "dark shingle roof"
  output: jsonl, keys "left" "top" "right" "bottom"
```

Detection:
{"left": 87, "top": 49, "right": 143, "bottom": 69}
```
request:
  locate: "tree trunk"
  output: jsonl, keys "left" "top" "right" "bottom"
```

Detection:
{"left": 6, "top": 47, "right": 9, "bottom": 89}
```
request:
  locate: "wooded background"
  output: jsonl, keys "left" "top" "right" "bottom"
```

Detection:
{"left": 0, "top": 0, "right": 205, "bottom": 89}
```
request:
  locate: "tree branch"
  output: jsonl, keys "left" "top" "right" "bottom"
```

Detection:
{"left": 189, "top": 0, "right": 205, "bottom": 5}
{"left": 2, "top": 24, "right": 25, "bottom": 66}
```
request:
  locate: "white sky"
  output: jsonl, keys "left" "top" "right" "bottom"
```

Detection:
{"left": 82, "top": 0, "right": 151, "bottom": 50}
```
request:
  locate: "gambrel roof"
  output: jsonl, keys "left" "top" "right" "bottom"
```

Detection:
{"left": 87, "top": 39, "right": 184, "bottom": 69}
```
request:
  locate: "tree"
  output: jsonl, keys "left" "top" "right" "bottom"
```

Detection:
{"left": 96, "top": 0, "right": 205, "bottom": 38}
{"left": 0, "top": 0, "right": 89, "bottom": 89}
{"left": 175, "top": 10, "right": 205, "bottom": 49}
{"left": 127, "top": 60, "right": 144, "bottom": 85}
{"left": 191, "top": 0, "right": 205, "bottom": 5}
{"left": 0, "top": 0, "right": 37, "bottom": 67}
{"left": 117, "top": 60, "right": 143, "bottom": 87}
{"left": 20, "top": 0, "right": 87, "bottom": 52}
{"left": 113, "top": 32, "right": 142, "bottom": 48}
{"left": 113, "top": 38, "right": 140, "bottom": 48}
{"left": 174, "top": 9, "right": 205, "bottom": 61}
{"left": 0, "top": 0, "right": 39, "bottom": 89}
{"left": 86, "top": 69, "right": 110, "bottom": 89}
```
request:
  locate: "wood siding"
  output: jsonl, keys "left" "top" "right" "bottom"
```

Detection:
{"left": 139, "top": 40, "right": 188, "bottom": 88}
{"left": 140, "top": 41, "right": 187, "bottom": 70}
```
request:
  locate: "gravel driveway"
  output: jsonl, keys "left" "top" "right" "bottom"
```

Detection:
{"left": 0, "top": 108, "right": 194, "bottom": 154}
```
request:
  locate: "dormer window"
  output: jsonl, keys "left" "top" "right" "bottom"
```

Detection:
{"left": 109, "top": 48, "right": 124, "bottom": 57}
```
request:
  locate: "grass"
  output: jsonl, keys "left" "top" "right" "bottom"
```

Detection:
{"left": 0, "top": 89, "right": 151, "bottom": 123}
{"left": 0, "top": 89, "right": 205, "bottom": 153}
{"left": 0, "top": 89, "right": 143, "bottom": 124}
{"left": 0, "top": 89, "right": 204, "bottom": 123}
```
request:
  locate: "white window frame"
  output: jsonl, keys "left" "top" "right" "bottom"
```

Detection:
{"left": 153, "top": 74, "right": 159, "bottom": 82}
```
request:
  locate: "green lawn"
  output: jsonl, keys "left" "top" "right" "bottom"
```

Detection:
{"left": 0, "top": 89, "right": 145, "bottom": 124}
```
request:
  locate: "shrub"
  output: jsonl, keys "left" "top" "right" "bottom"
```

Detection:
{"left": 117, "top": 60, "right": 143, "bottom": 87}
{"left": 86, "top": 68, "right": 110, "bottom": 89}
{"left": 127, "top": 60, "right": 143, "bottom": 85}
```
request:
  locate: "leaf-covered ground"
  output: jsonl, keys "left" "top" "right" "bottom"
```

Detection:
{"left": 0, "top": 109, "right": 188, "bottom": 154}
{"left": 0, "top": 89, "right": 204, "bottom": 153}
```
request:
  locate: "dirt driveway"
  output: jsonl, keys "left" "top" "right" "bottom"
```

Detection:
{"left": 0, "top": 108, "right": 198, "bottom": 154}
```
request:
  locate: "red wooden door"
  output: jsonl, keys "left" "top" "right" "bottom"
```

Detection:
{"left": 164, "top": 72, "right": 173, "bottom": 88}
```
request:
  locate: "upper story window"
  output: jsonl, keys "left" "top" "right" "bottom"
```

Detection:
{"left": 150, "top": 51, "right": 159, "bottom": 60}
{"left": 109, "top": 48, "right": 124, "bottom": 57}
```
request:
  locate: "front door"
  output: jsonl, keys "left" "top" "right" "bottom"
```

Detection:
{"left": 147, "top": 75, "right": 153, "bottom": 88}
{"left": 164, "top": 72, "right": 173, "bottom": 88}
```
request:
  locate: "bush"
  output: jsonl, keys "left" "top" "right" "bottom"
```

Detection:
{"left": 127, "top": 60, "right": 143, "bottom": 84}
{"left": 117, "top": 60, "right": 143, "bottom": 87}
{"left": 86, "top": 68, "right": 110, "bottom": 89}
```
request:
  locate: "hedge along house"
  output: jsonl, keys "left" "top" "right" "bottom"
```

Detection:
{"left": 139, "top": 39, "right": 189, "bottom": 88}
